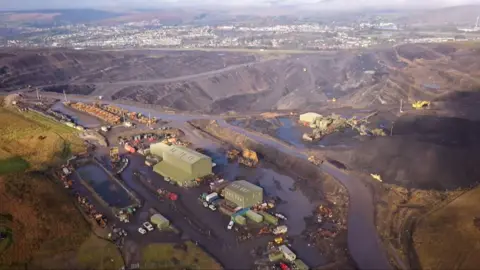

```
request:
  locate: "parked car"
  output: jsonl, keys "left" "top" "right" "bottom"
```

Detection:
{"left": 143, "top": 222, "right": 154, "bottom": 231}
{"left": 227, "top": 220, "right": 234, "bottom": 230}
{"left": 138, "top": 227, "right": 147, "bottom": 234}
{"left": 209, "top": 204, "right": 217, "bottom": 211}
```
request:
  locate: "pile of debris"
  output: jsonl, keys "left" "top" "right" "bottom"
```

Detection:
{"left": 75, "top": 193, "right": 108, "bottom": 228}
{"left": 302, "top": 112, "right": 387, "bottom": 142}
{"left": 226, "top": 148, "right": 259, "bottom": 167}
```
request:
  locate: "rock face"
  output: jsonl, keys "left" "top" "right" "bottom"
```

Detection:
{"left": 3, "top": 43, "right": 480, "bottom": 113}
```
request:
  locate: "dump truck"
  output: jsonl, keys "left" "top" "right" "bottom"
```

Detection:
{"left": 239, "top": 149, "right": 259, "bottom": 167}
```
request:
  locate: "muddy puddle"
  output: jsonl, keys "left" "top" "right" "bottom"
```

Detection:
{"left": 76, "top": 163, "right": 134, "bottom": 208}
{"left": 51, "top": 102, "right": 102, "bottom": 128}
{"left": 254, "top": 168, "right": 316, "bottom": 235}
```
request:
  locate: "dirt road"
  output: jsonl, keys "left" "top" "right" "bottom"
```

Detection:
{"left": 320, "top": 163, "right": 391, "bottom": 270}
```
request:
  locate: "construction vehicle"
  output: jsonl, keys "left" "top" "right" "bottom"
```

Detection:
{"left": 274, "top": 237, "right": 284, "bottom": 245}
{"left": 273, "top": 225, "right": 288, "bottom": 235}
{"left": 110, "top": 147, "right": 120, "bottom": 163}
{"left": 157, "top": 189, "right": 178, "bottom": 201}
{"left": 258, "top": 226, "right": 271, "bottom": 236}
{"left": 412, "top": 100, "right": 430, "bottom": 110}
{"left": 370, "top": 173, "right": 383, "bottom": 182}
{"left": 308, "top": 156, "right": 323, "bottom": 166}
{"left": 239, "top": 149, "right": 259, "bottom": 167}
{"left": 227, "top": 149, "right": 240, "bottom": 160}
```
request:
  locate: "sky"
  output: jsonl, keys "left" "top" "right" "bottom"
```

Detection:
{"left": 1, "top": 0, "right": 480, "bottom": 11}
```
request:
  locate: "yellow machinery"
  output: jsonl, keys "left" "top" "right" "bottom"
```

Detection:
{"left": 370, "top": 174, "right": 383, "bottom": 182}
{"left": 274, "top": 237, "right": 284, "bottom": 245}
{"left": 412, "top": 101, "right": 430, "bottom": 109}
{"left": 239, "top": 149, "right": 259, "bottom": 167}
{"left": 110, "top": 147, "right": 120, "bottom": 163}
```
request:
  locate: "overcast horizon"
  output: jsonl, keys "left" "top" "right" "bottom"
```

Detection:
{"left": 1, "top": 0, "right": 480, "bottom": 11}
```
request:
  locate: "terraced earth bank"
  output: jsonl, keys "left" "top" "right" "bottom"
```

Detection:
{"left": 3, "top": 43, "right": 480, "bottom": 113}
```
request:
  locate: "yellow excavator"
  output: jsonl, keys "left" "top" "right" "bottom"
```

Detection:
{"left": 411, "top": 101, "right": 430, "bottom": 110}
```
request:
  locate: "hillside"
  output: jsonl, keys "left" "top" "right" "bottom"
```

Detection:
{"left": 2, "top": 43, "right": 480, "bottom": 113}
{"left": 0, "top": 105, "right": 122, "bottom": 269}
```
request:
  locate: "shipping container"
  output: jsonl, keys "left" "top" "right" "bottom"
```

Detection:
{"left": 268, "top": 251, "right": 284, "bottom": 262}
{"left": 246, "top": 210, "right": 264, "bottom": 223}
{"left": 279, "top": 245, "right": 296, "bottom": 262}
{"left": 234, "top": 215, "right": 246, "bottom": 225}
{"left": 294, "top": 259, "right": 309, "bottom": 270}
{"left": 259, "top": 211, "right": 279, "bottom": 225}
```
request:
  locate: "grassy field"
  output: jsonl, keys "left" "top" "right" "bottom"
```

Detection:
{"left": 0, "top": 107, "right": 85, "bottom": 172}
{"left": 141, "top": 242, "right": 222, "bottom": 270}
{"left": 75, "top": 235, "right": 124, "bottom": 270}
{"left": 413, "top": 186, "right": 480, "bottom": 270}
{"left": 0, "top": 103, "right": 123, "bottom": 269}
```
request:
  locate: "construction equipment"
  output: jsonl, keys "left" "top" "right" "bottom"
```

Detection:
{"left": 239, "top": 149, "right": 259, "bottom": 167}
{"left": 273, "top": 225, "right": 288, "bottom": 235}
{"left": 308, "top": 156, "right": 323, "bottom": 166}
{"left": 274, "top": 237, "right": 284, "bottom": 245}
{"left": 110, "top": 147, "right": 120, "bottom": 163}
{"left": 258, "top": 226, "right": 271, "bottom": 236}
{"left": 370, "top": 174, "right": 383, "bottom": 182}
{"left": 227, "top": 149, "right": 240, "bottom": 160}
{"left": 412, "top": 100, "right": 430, "bottom": 110}
{"left": 69, "top": 102, "right": 121, "bottom": 124}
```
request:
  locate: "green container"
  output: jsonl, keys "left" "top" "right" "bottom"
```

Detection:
{"left": 294, "top": 259, "right": 309, "bottom": 270}
{"left": 246, "top": 210, "right": 263, "bottom": 223}
{"left": 234, "top": 215, "right": 246, "bottom": 225}
{"left": 259, "top": 211, "right": 278, "bottom": 225}
{"left": 268, "top": 251, "right": 284, "bottom": 262}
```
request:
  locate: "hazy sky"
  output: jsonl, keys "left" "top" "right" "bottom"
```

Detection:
{"left": 1, "top": 0, "right": 480, "bottom": 10}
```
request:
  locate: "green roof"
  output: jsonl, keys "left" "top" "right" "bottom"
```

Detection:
{"left": 225, "top": 180, "right": 263, "bottom": 196}
{"left": 166, "top": 146, "right": 209, "bottom": 165}
{"left": 153, "top": 161, "right": 193, "bottom": 183}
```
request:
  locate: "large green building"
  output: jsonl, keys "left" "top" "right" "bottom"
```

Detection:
{"left": 152, "top": 144, "right": 212, "bottom": 187}
{"left": 223, "top": 180, "right": 263, "bottom": 208}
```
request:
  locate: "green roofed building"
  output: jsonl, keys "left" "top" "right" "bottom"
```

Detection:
{"left": 152, "top": 145, "right": 212, "bottom": 186}
{"left": 223, "top": 180, "right": 263, "bottom": 208}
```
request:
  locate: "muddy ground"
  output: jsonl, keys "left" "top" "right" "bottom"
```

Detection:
{"left": 189, "top": 119, "right": 353, "bottom": 267}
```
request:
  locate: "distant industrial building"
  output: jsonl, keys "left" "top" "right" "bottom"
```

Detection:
{"left": 152, "top": 144, "right": 212, "bottom": 187}
{"left": 223, "top": 180, "right": 263, "bottom": 208}
{"left": 299, "top": 112, "right": 322, "bottom": 125}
